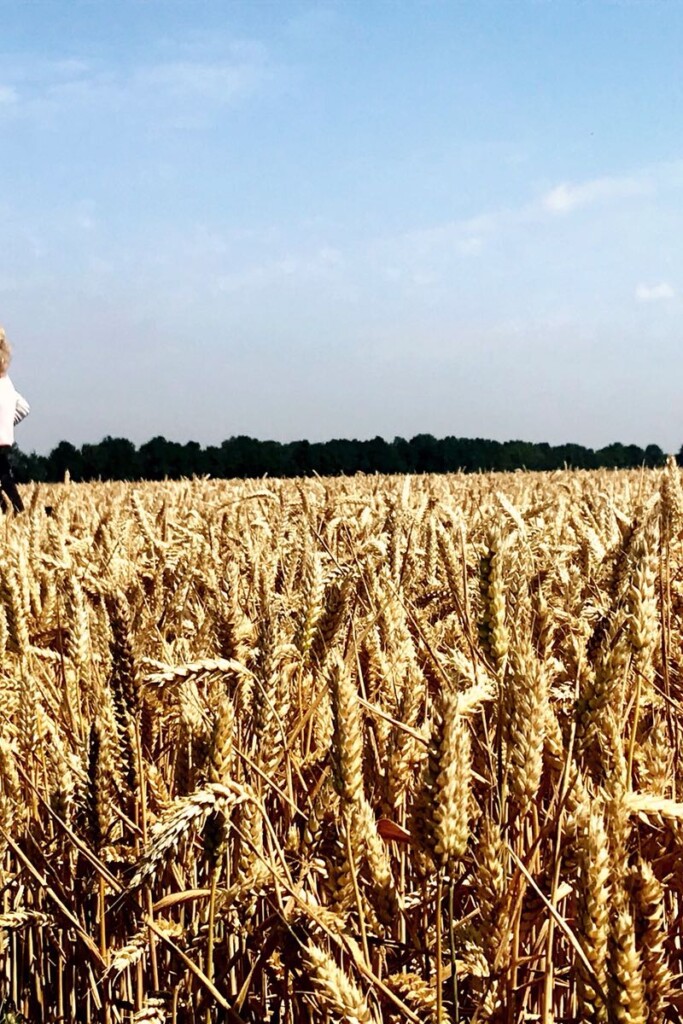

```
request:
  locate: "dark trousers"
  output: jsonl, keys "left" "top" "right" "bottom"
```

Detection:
{"left": 0, "top": 448, "right": 24, "bottom": 513}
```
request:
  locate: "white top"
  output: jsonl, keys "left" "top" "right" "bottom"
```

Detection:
{"left": 0, "top": 376, "right": 30, "bottom": 446}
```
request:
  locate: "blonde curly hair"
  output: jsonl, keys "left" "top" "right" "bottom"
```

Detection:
{"left": 0, "top": 328, "right": 11, "bottom": 376}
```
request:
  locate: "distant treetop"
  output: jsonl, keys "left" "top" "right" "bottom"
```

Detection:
{"left": 12, "top": 433, "right": 668, "bottom": 483}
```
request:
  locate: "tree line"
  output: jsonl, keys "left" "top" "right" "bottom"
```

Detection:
{"left": 10, "top": 433, "right": 669, "bottom": 483}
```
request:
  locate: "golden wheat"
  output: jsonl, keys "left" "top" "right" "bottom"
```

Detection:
{"left": 0, "top": 467, "right": 681, "bottom": 1022}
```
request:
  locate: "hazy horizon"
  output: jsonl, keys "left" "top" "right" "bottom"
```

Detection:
{"left": 2, "top": 0, "right": 683, "bottom": 456}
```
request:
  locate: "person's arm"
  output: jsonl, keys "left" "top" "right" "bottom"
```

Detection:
{"left": 14, "top": 392, "right": 30, "bottom": 426}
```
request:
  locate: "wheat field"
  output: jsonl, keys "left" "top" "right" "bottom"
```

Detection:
{"left": 0, "top": 465, "right": 682, "bottom": 1023}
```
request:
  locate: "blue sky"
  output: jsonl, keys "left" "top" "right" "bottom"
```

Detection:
{"left": 2, "top": 0, "right": 683, "bottom": 454}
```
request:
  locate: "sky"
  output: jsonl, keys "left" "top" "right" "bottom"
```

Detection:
{"left": 2, "top": 0, "right": 683, "bottom": 454}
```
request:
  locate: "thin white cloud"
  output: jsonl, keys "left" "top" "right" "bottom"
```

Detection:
{"left": 74, "top": 200, "right": 97, "bottom": 232}
{"left": 0, "top": 43, "right": 274, "bottom": 123}
{"left": 216, "top": 246, "right": 345, "bottom": 294}
{"left": 635, "top": 282, "right": 675, "bottom": 302}
{"left": 133, "top": 55, "right": 270, "bottom": 104}
{"left": 0, "top": 85, "right": 18, "bottom": 105}
{"left": 455, "top": 235, "right": 483, "bottom": 255}
{"left": 373, "top": 165, "right": 661, "bottom": 278}
{"left": 370, "top": 212, "right": 501, "bottom": 273}
{"left": 542, "top": 175, "right": 650, "bottom": 213}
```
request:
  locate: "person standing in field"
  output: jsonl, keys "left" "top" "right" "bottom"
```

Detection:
{"left": 0, "top": 328, "right": 30, "bottom": 513}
